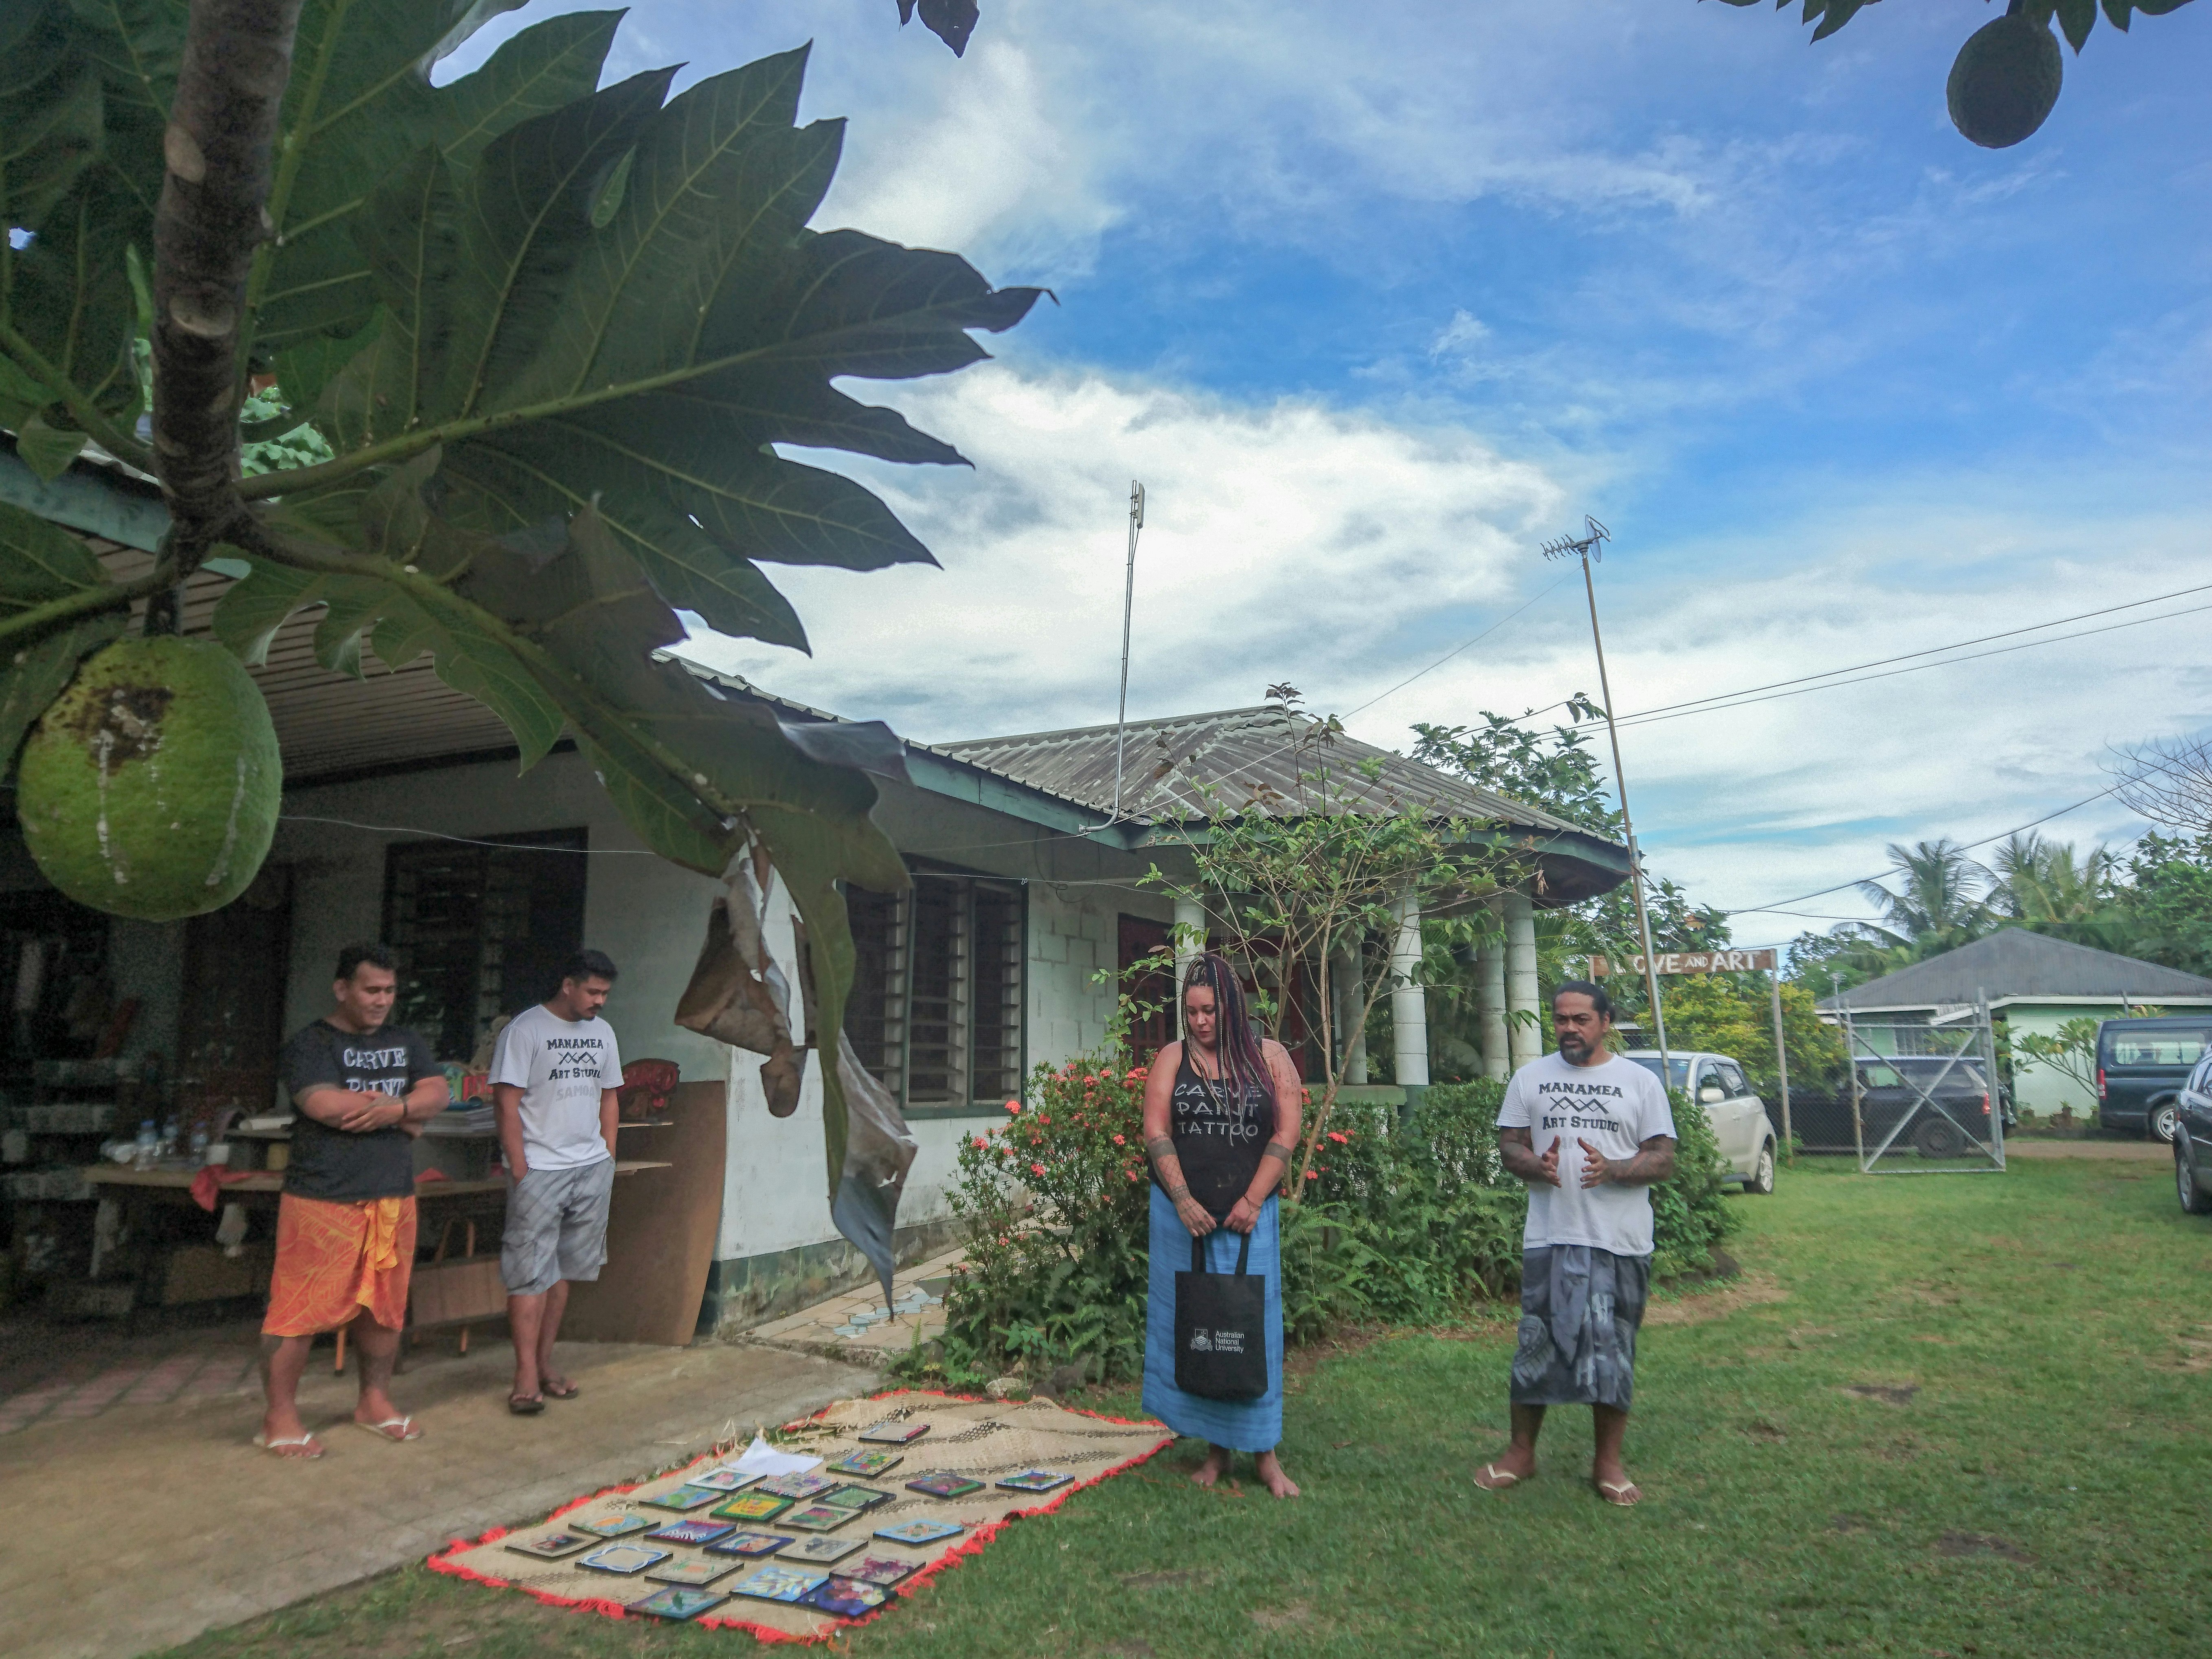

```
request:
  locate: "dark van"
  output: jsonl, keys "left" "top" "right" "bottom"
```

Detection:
{"left": 2097, "top": 1016, "right": 2211, "bottom": 1143}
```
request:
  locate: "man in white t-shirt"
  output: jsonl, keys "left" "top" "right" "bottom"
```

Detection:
{"left": 491, "top": 950, "right": 623, "bottom": 1414}
{"left": 1475, "top": 979, "right": 1677, "bottom": 1507}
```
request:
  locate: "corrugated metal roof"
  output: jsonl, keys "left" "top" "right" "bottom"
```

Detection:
{"left": 937, "top": 705, "right": 1593, "bottom": 835}
{"left": 1827, "top": 927, "right": 2212, "bottom": 1010}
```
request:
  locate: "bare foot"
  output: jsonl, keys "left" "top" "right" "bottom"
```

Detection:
{"left": 1189, "top": 1446, "right": 1231, "bottom": 1489}
{"left": 1474, "top": 1450, "right": 1536, "bottom": 1490}
{"left": 1254, "top": 1450, "right": 1300, "bottom": 1499}
{"left": 541, "top": 1372, "right": 579, "bottom": 1399}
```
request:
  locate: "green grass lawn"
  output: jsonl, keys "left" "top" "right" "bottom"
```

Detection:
{"left": 165, "top": 1157, "right": 2212, "bottom": 1659}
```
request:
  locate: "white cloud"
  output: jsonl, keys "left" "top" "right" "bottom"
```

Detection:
{"left": 1430, "top": 309, "right": 1490, "bottom": 357}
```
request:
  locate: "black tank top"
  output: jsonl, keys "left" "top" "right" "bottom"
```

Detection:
{"left": 1158, "top": 1044, "right": 1275, "bottom": 1221}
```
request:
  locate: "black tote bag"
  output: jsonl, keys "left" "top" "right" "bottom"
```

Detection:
{"left": 1174, "top": 1229, "right": 1268, "bottom": 1400}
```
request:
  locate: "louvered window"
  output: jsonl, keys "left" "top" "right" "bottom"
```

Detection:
{"left": 843, "top": 868, "right": 1024, "bottom": 1113}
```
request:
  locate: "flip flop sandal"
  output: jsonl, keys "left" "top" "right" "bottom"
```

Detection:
{"left": 252, "top": 1431, "right": 325, "bottom": 1460}
{"left": 508, "top": 1393, "right": 546, "bottom": 1415}
{"left": 1595, "top": 1478, "right": 1641, "bottom": 1507}
{"left": 356, "top": 1415, "right": 424, "bottom": 1442}
{"left": 542, "top": 1380, "right": 580, "bottom": 1400}
{"left": 1473, "top": 1463, "right": 1525, "bottom": 1491}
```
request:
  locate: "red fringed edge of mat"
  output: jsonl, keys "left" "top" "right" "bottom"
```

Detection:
{"left": 425, "top": 1397, "right": 1177, "bottom": 1644}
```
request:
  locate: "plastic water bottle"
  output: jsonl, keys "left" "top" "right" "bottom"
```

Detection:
{"left": 133, "top": 1119, "right": 158, "bottom": 1171}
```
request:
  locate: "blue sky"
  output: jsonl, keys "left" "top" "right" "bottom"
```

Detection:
{"left": 452, "top": 0, "right": 2212, "bottom": 942}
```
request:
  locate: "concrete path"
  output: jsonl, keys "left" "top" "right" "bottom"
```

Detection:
{"left": 0, "top": 1333, "right": 877, "bottom": 1659}
{"left": 746, "top": 1244, "right": 961, "bottom": 1363}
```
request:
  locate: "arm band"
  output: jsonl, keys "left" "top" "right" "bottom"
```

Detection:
{"left": 1261, "top": 1141, "right": 1295, "bottom": 1163}
{"left": 1144, "top": 1135, "right": 1176, "bottom": 1159}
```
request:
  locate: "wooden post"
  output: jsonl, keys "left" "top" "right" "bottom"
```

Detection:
{"left": 1769, "top": 969, "right": 1792, "bottom": 1162}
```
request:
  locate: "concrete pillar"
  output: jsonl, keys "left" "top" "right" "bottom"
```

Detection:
{"left": 1476, "top": 897, "right": 1508, "bottom": 1082}
{"left": 1172, "top": 896, "right": 1205, "bottom": 1034}
{"left": 1331, "top": 944, "right": 1368, "bottom": 1085}
{"left": 1389, "top": 895, "right": 1429, "bottom": 1095}
{"left": 1504, "top": 890, "right": 1540, "bottom": 1070}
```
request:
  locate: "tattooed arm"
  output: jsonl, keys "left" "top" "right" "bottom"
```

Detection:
{"left": 1499, "top": 1125, "right": 1562, "bottom": 1188}
{"left": 1577, "top": 1134, "right": 1677, "bottom": 1188}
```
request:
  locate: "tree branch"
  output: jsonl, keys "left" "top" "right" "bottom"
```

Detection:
{"left": 0, "top": 323, "right": 156, "bottom": 474}
{"left": 0, "top": 564, "right": 181, "bottom": 652}
{"left": 151, "top": 0, "right": 305, "bottom": 572}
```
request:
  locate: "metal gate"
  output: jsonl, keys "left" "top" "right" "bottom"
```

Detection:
{"left": 1840, "top": 996, "right": 2006, "bottom": 1174}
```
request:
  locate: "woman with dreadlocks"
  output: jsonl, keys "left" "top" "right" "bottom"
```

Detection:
{"left": 1141, "top": 952, "right": 1304, "bottom": 1497}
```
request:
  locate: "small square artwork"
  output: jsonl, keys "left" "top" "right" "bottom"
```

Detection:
{"left": 644, "top": 1557, "right": 737, "bottom": 1587}
{"left": 828, "top": 1448, "right": 904, "bottom": 1478}
{"left": 503, "top": 1531, "right": 593, "bottom": 1560}
{"left": 819, "top": 1485, "right": 889, "bottom": 1512}
{"left": 995, "top": 1470, "right": 1075, "bottom": 1494}
{"left": 857, "top": 1420, "right": 930, "bottom": 1444}
{"left": 687, "top": 1467, "right": 763, "bottom": 1493}
{"left": 712, "top": 1494, "right": 792, "bottom": 1523}
{"left": 754, "top": 1472, "right": 840, "bottom": 1501}
{"left": 728, "top": 1564, "right": 830, "bottom": 1604}
{"left": 781, "top": 1503, "right": 853, "bottom": 1532}
{"left": 845, "top": 1554, "right": 920, "bottom": 1589}
{"left": 783, "top": 1534, "right": 866, "bottom": 1566}
{"left": 873, "top": 1518, "right": 963, "bottom": 1546}
{"left": 904, "top": 1472, "right": 984, "bottom": 1499}
{"left": 640, "top": 1485, "right": 725, "bottom": 1512}
{"left": 628, "top": 1586, "right": 729, "bottom": 1621}
{"left": 577, "top": 1543, "right": 672, "bottom": 1576}
{"left": 704, "top": 1531, "right": 794, "bottom": 1558}
{"left": 570, "top": 1513, "right": 656, "bottom": 1540}
{"left": 646, "top": 1519, "right": 735, "bottom": 1547}
{"left": 804, "top": 1574, "right": 891, "bottom": 1617}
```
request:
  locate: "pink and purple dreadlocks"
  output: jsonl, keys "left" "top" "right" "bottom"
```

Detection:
{"left": 1183, "top": 952, "right": 1273, "bottom": 1118}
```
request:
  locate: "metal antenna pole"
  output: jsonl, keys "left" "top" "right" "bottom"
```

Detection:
{"left": 1110, "top": 480, "right": 1146, "bottom": 823}
{"left": 1542, "top": 518, "right": 1669, "bottom": 1077}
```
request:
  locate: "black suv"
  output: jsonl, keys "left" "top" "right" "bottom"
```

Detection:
{"left": 1852, "top": 1056, "right": 2011, "bottom": 1159}
{"left": 2177, "top": 1054, "right": 2212, "bottom": 1216}
{"left": 2096, "top": 1016, "right": 2209, "bottom": 1143}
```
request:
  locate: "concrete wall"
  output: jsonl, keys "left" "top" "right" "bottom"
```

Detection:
{"left": 2003, "top": 1002, "right": 2122, "bottom": 1117}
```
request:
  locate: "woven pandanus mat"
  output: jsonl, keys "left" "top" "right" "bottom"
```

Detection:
{"left": 428, "top": 1390, "right": 1174, "bottom": 1641}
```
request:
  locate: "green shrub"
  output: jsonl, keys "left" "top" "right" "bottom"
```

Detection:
{"left": 896, "top": 1056, "right": 1741, "bottom": 1390}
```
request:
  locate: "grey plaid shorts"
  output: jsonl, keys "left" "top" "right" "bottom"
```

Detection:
{"left": 501, "top": 1158, "right": 616, "bottom": 1296}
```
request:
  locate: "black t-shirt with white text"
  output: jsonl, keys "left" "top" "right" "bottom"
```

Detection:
{"left": 280, "top": 1020, "right": 439, "bottom": 1201}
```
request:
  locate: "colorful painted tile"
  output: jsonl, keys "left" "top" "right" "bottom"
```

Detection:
{"left": 644, "top": 1557, "right": 738, "bottom": 1587}
{"left": 646, "top": 1518, "right": 735, "bottom": 1547}
{"left": 857, "top": 1420, "right": 930, "bottom": 1444}
{"left": 503, "top": 1530, "right": 593, "bottom": 1560}
{"left": 819, "top": 1484, "right": 890, "bottom": 1512}
{"left": 628, "top": 1586, "right": 728, "bottom": 1621}
{"left": 827, "top": 1448, "right": 904, "bottom": 1478}
{"left": 805, "top": 1574, "right": 891, "bottom": 1617}
{"left": 783, "top": 1534, "right": 867, "bottom": 1565}
{"left": 570, "top": 1513, "right": 656, "bottom": 1540}
{"left": 577, "top": 1543, "right": 672, "bottom": 1576}
{"left": 781, "top": 1503, "right": 854, "bottom": 1532}
{"left": 711, "top": 1493, "right": 792, "bottom": 1523}
{"left": 704, "top": 1531, "right": 795, "bottom": 1559}
{"left": 639, "top": 1484, "right": 724, "bottom": 1512}
{"left": 995, "top": 1469, "right": 1075, "bottom": 1494}
{"left": 754, "top": 1471, "right": 840, "bottom": 1501}
{"left": 845, "top": 1554, "right": 922, "bottom": 1588}
{"left": 687, "top": 1467, "right": 763, "bottom": 1492}
{"left": 904, "top": 1472, "right": 984, "bottom": 1499}
{"left": 728, "top": 1564, "right": 830, "bottom": 1604}
{"left": 873, "top": 1518, "right": 963, "bottom": 1546}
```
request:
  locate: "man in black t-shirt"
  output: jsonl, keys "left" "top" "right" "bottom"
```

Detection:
{"left": 257, "top": 942, "right": 447, "bottom": 1460}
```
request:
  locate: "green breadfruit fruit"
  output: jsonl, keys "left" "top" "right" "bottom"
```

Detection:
{"left": 1948, "top": 13, "right": 2064, "bottom": 149}
{"left": 16, "top": 636, "right": 282, "bottom": 921}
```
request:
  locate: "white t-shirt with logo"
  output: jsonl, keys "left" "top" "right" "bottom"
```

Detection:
{"left": 1496, "top": 1051, "right": 1678, "bottom": 1257}
{"left": 490, "top": 1003, "right": 623, "bottom": 1172}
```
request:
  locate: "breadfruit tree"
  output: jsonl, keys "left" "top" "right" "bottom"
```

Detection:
{"left": 0, "top": 0, "right": 1039, "bottom": 1201}
{"left": 1713, "top": 0, "right": 2195, "bottom": 148}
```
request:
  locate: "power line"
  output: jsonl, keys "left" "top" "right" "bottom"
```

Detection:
{"left": 1343, "top": 575, "right": 1571, "bottom": 718}
{"left": 1615, "top": 597, "right": 2212, "bottom": 732}
{"left": 1616, "top": 575, "right": 2212, "bottom": 725}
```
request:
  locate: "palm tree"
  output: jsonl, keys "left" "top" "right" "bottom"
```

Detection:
{"left": 1854, "top": 839, "right": 1994, "bottom": 952}
{"left": 1988, "top": 832, "right": 2117, "bottom": 924}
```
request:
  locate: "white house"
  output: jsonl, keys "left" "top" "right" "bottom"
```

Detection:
{"left": 2, "top": 446, "right": 1630, "bottom": 1334}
